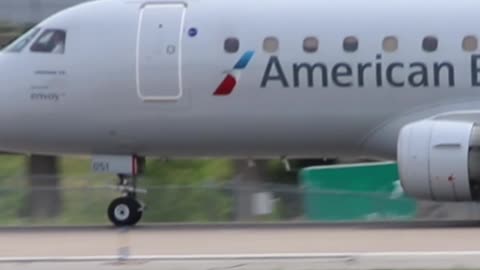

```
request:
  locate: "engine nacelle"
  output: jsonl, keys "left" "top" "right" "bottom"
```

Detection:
{"left": 398, "top": 120, "right": 480, "bottom": 201}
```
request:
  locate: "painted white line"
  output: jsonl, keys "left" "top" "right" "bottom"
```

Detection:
{"left": 1, "top": 251, "right": 480, "bottom": 262}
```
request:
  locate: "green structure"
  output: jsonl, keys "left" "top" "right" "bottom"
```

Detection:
{"left": 301, "top": 162, "right": 416, "bottom": 221}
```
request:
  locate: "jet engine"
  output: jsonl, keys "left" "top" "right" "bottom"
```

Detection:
{"left": 397, "top": 120, "right": 480, "bottom": 201}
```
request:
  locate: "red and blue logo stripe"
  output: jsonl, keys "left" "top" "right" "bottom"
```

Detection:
{"left": 214, "top": 51, "right": 255, "bottom": 96}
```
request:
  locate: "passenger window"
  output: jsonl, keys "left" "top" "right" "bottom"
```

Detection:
{"left": 303, "top": 37, "right": 318, "bottom": 53}
{"left": 383, "top": 36, "right": 398, "bottom": 52}
{"left": 224, "top": 37, "right": 239, "bottom": 53}
{"left": 422, "top": 36, "right": 438, "bottom": 52}
{"left": 343, "top": 36, "right": 358, "bottom": 52}
{"left": 263, "top": 37, "right": 279, "bottom": 53}
{"left": 463, "top": 35, "right": 478, "bottom": 52}
{"left": 6, "top": 28, "right": 41, "bottom": 53}
{"left": 30, "top": 29, "right": 66, "bottom": 54}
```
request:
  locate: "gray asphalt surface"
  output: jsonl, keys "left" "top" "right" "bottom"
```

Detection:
{"left": 1, "top": 222, "right": 480, "bottom": 269}
{"left": 1, "top": 224, "right": 480, "bottom": 257}
{"left": 3, "top": 256, "right": 480, "bottom": 270}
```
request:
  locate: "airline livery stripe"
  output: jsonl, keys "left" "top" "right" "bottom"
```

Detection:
{"left": 233, "top": 51, "right": 255, "bottom": 69}
{"left": 213, "top": 51, "right": 255, "bottom": 96}
{"left": 214, "top": 74, "right": 237, "bottom": 96}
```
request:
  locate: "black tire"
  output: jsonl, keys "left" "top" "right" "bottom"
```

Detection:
{"left": 130, "top": 200, "right": 144, "bottom": 225}
{"left": 108, "top": 197, "right": 142, "bottom": 227}
{"left": 131, "top": 209, "right": 143, "bottom": 225}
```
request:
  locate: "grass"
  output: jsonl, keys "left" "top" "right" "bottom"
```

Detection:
{"left": 0, "top": 155, "right": 237, "bottom": 225}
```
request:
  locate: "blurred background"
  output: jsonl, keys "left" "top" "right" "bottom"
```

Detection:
{"left": 0, "top": 0, "right": 479, "bottom": 226}
{"left": 0, "top": 0, "right": 85, "bottom": 25}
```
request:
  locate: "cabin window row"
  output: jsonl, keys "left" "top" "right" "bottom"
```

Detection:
{"left": 224, "top": 36, "right": 479, "bottom": 53}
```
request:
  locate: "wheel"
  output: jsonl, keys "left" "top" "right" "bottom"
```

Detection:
{"left": 130, "top": 200, "right": 145, "bottom": 225}
{"left": 108, "top": 197, "right": 143, "bottom": 227}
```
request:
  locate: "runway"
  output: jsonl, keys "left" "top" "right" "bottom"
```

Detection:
{"left": 2, "top": 222, "right": 480, "bottom": 256}
{"left": 1, "top": 222, "right": 480, "bottom": 269}
{"left": 4, "top": 254, "right": 480, "bottom": 270}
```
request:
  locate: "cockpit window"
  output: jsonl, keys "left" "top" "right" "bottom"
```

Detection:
{"left": 5, "top": 28, "right": 41, "bottom": 53}
{"left": 30, "top": 29, "right": 66, "bottom": 54}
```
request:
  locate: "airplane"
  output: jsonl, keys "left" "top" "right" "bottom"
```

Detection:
{"left": 1, "top": 0, "right": 480, "bottom": 226}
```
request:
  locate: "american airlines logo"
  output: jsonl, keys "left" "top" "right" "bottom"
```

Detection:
{"left": 214, "top": 51, "right": 255, "bottom": 96}
{"left": 260, "top": 54, "right": 480, "bottom": 88}
{"left": 215, "top": 53, "right": 480, "bottom": 94}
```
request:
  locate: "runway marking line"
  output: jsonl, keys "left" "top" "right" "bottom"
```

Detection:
{"left": 1, "top": 251, "right": 480, "bottom": 263}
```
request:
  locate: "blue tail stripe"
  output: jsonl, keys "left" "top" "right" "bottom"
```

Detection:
{"left": 233, "top": 51, "right": 255, "bottom": 70}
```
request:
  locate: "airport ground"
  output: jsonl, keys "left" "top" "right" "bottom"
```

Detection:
{"left": 1, "top": 222, "right": 480, "bottom": 270}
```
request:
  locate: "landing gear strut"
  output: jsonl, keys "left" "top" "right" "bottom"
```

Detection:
{"left": 108, "top": 174, "right": 145, "bottom": 227}
{"left": 92, "top": 155, "right": 146, "bottom": 227}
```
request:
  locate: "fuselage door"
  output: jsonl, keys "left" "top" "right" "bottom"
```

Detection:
{"left": 136, "top": 3, "right": 186, "bottom": 101}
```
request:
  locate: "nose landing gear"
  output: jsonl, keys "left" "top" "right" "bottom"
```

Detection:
{"left": 91, "top": 155, "right": 147, "bottom": 227}
{"left": 108, "top": 196, "right": 143, "bottom": 227}
{"left": 108, "top": 174, "right": 146, "bottom": 227}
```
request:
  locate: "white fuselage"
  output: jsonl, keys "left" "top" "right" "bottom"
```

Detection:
{"left": 0, "top": 0, "right": 480, "bottom": 160}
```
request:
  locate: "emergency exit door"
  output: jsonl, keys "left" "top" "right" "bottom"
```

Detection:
{"left": 137, "top": 4, "right": 186, "bottom": 101}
